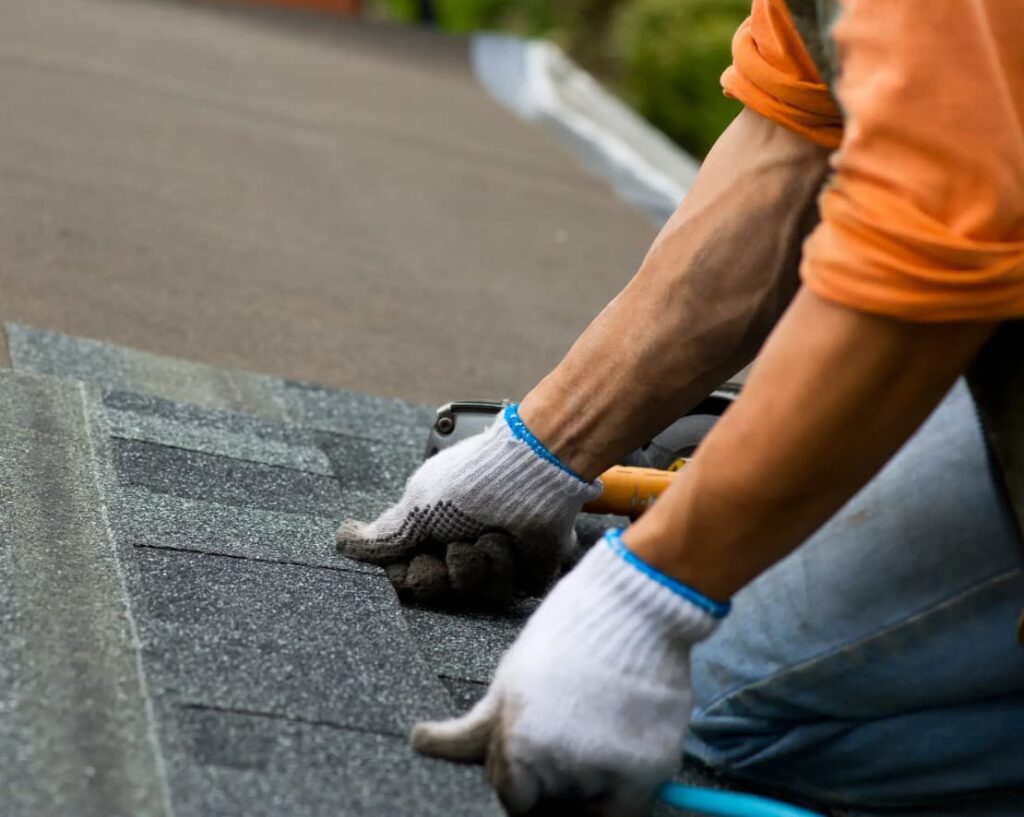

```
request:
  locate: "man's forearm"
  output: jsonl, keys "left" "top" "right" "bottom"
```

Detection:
{"left": 518, "top": 109, "right": 831, "bottom": 481}
{"left": 625, "top": 287, "right": 995, "bottom": 600}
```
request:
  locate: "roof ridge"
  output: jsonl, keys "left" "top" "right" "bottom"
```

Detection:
{"left": 0, "top": 369, "right": 172, "bottom": 815}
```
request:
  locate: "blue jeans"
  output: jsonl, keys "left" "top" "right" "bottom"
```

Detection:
{"left": 685, "top": 380, "right": 1024, "bottom": 816}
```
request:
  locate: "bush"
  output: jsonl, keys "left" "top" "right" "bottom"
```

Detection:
{"left": 372, "top": 0, "right": 516, "bottom": 30}
{"left": 432, "top": 0, "right": 514, "bottom": 32}
{"left": 372, "top": 0, "right": 748, "bottom": 157}
{"left": 612, "top": 0, "right": 748, "bottom": 156}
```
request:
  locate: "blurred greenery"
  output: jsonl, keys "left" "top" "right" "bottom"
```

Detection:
{"left": 371, "top": 0, "right": 748, "bottom": 156}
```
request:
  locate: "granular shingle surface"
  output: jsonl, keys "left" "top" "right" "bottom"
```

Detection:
{"left": 130, "top": 548, "right": 452, "bottom": 735}
{"left": 3, "top": 326, "right": 512, "bottom": 816}
{"left": 7, "top": 324, "right": 438, "bottom": 438}
{"left": 0, "top": 371, "right": 169, "bottom": 817}
{"left": 316, "top": 430, "right": 424, "bottom": 494}
{"left": 2, "top": 326, "right": 749, "bottom": 816}
{"left": 282, "top": 381, "right": 437, "bottom": 442}
{"left": 111, "top": 486, "right": 372, "bottom": 572}
{"left": 5, "top": 324, "right": 292, "bottom": 421}
{"left": 404, "top": 601, "right": 539, "bottom": 684}
{"left": 166, "top": 708, "right": 500, "bottom": 817}
{"left": 113, "top": 439, "right": 343, "bottom": 516}
{"left": 440, "top": 677, "right": 491, "bottom": 711}
{"left": 104, "top": 392, "right": 333, "bottom": 474}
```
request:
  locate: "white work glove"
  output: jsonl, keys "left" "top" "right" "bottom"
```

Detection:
{"left": 411, "top": 529, "right": 728, "bottom": 816}
{"left": 336, "top": 405, "right": 601, "bottom": 608}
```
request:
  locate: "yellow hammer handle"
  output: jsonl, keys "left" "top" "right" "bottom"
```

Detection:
{"left": 582, "top": 465, "right": 679, "bottom": 519}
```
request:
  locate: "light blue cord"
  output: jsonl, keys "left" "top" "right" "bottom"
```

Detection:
{"left": 658, "top": 783, "right": 826, "bottom": 817}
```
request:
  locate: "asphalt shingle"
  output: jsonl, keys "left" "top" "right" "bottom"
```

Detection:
{"left": 1, "top": 328, "right": 739, "bottom": 816}
{"left": 42, "top": 337, "right": 508, "bottom": 815}
{"left": 104, "top": 392, "right": 333, "bottom": 475}
{"left": 0, "top": 371, "right": 168, "bottom": 817}
{"left": 112, "top": 438, "right": 343, "bottom": 516}
{"left": 111, "top": 486, "right": 374, "bottom": 573}
{"left": 316, "top": 430, "right": 423, "bottom": 494}
{"left": 403, "top": 600, "right": 538, "bottom": 684}
{"left": 165, "top": 707, "right": 502, "bottom": 817}
{"left": 280, "top": 380, "right": 435, "bottom": 442}
{"left": 7, "top": 323, "right": 436, "bottom": 442}
{"left": 439, "top": 678, "right": 490, "bottom": 711}
{"left": 5, "top": 324, "right": 291, "bottom": 421}
{"left": 130, "top": 548, "right": 453, "bottom": 736}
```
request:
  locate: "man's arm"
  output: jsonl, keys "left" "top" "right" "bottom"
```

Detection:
{"left": 336, "top": 108, "right": 831, "bottom": 607}
{"left": 625, "top": 286, "right": 994, "bottom": 600}
{"left": 409, "top": 278, "right": 993, "bottom": 817}
{"left": 518, "top": 107, "right": 831, "bottom": 481}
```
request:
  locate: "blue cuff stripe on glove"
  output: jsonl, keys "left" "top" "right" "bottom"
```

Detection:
{"left": 504, "top": 404, "right": 590, "bottom": 484}
{"left": 604, "top": 528, "right": 731, "bottom": 618}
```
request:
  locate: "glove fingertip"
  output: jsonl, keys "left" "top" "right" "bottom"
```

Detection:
{"left": 384, "top": 561, "right": 409, "bottom": 588}
{"left": 335, "top": 519, "right": 401, "bottom": 564}
{"left": 411, "top": 692, "right": 499, "bottom": 762}
{"left": 401, "top": 553, "right": 450, "bottom": 603}
{"left": 446, "top": 537, "right": 517, "bottom": 611}
{"left": 335, "top": 519, "right": 368, "bottom": 549}
{"left": 411, "top": 719, "right": 488, "bottom": 763}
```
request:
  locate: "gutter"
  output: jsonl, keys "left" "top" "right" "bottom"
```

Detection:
{"left": 471, "top": 33, "right": 700, "bottom": 225}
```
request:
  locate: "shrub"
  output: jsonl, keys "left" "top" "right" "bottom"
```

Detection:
{"left": 372, "top": 0, "right": 514, "bottom": 30}
{"left": 612, "top": 0, "right": 747, "bottom": 156}
{"left": 372, "top": 0, "right": 749, "bottom": 157}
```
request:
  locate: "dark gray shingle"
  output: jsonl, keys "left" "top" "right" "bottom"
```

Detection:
{"left": 111, "top": 486, "right": 374, "bottom": 573}
{"left": 166, "top": 707, "right": 502, "bottom": 817}
{"left": 403, "top": 600, "right": 538, "bottom": 684}
{"left": 131, "top": 548, "right": 454, "bottom": 736}
{"left": 104, "top": 390, "right": 333, "bottom": 475}
{"left": 112, "top": 439, "right": 343, "bottom": 516}
{"left": 282, "top": 380, "right": 436, "bottom": 442}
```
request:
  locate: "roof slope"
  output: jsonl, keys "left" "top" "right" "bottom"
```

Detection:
{"left": 0, "top": 0, "right": 655, "bottom": 404}
{"left": 3, "top": 324, "right": 502, "bottom": 816}
{"left": 1, "top": 323, "right": 739, "bottom": 816}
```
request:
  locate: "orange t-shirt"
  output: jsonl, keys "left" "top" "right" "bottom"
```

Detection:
{"left": 722, "top": 0, "right": 1024, "bottom": 322}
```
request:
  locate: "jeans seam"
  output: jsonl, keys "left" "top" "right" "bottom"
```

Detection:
{"left": 697, "top": 565, "right": 1023, "bottom": 718}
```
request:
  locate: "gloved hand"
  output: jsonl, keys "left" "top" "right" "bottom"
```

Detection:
{"left": 336, "top": 405, "right": 601, "bottom": 608}
{"left": 411, "top": 529, "right": 728, "bottom": 816}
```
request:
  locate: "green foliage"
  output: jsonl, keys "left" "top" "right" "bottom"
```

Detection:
{"left": 373, "top": 0, "right": 416, "bottom": 22}
{"left": 612, "top": 0, "right": 747, "bottom": 156}
{"left": 372, "top": 0, "right": 748, "bottom": 156}
{"left": 432, "top": 0, "right": 512, "bottom": 32}
{"left": 373, "top": 0, "right": 514, "bottom": 30}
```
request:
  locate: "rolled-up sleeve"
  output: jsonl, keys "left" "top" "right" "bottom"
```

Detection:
{"left": 800, "top": 0, "right": 1024, "bottom": 322}
{"left": 721, "top": 0, "right": 843, "bottom": 149}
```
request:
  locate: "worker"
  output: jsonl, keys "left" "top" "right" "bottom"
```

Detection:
{"left": 337, "top": 1, "right": 1024, "bottom": 814}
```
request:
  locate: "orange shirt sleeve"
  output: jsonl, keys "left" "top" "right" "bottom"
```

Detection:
{"left": 800, "top": 0, "right": 1024, "bottom": 322}
{"left": 721, "top": 0, "right": 842, "bottom": 149}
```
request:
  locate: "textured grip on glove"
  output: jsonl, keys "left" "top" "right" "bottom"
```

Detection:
{"left": 336, "top": 406, "right": 601, "bottom": 609}
{"left": 383, "top": 532, "right": 519, "bottom": 609}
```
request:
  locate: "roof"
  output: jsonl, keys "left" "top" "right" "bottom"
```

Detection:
{"left": 1, "top": 323, "right": 502, "bottom": 816}
{"left": 0, "top": 0, "right": 656, "bottom": 405}
{"left": 0, "top": 1, "right": 737, "bottom": 813}
{"left": 0, "top": 324, "right": 726, "bottom": 816}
